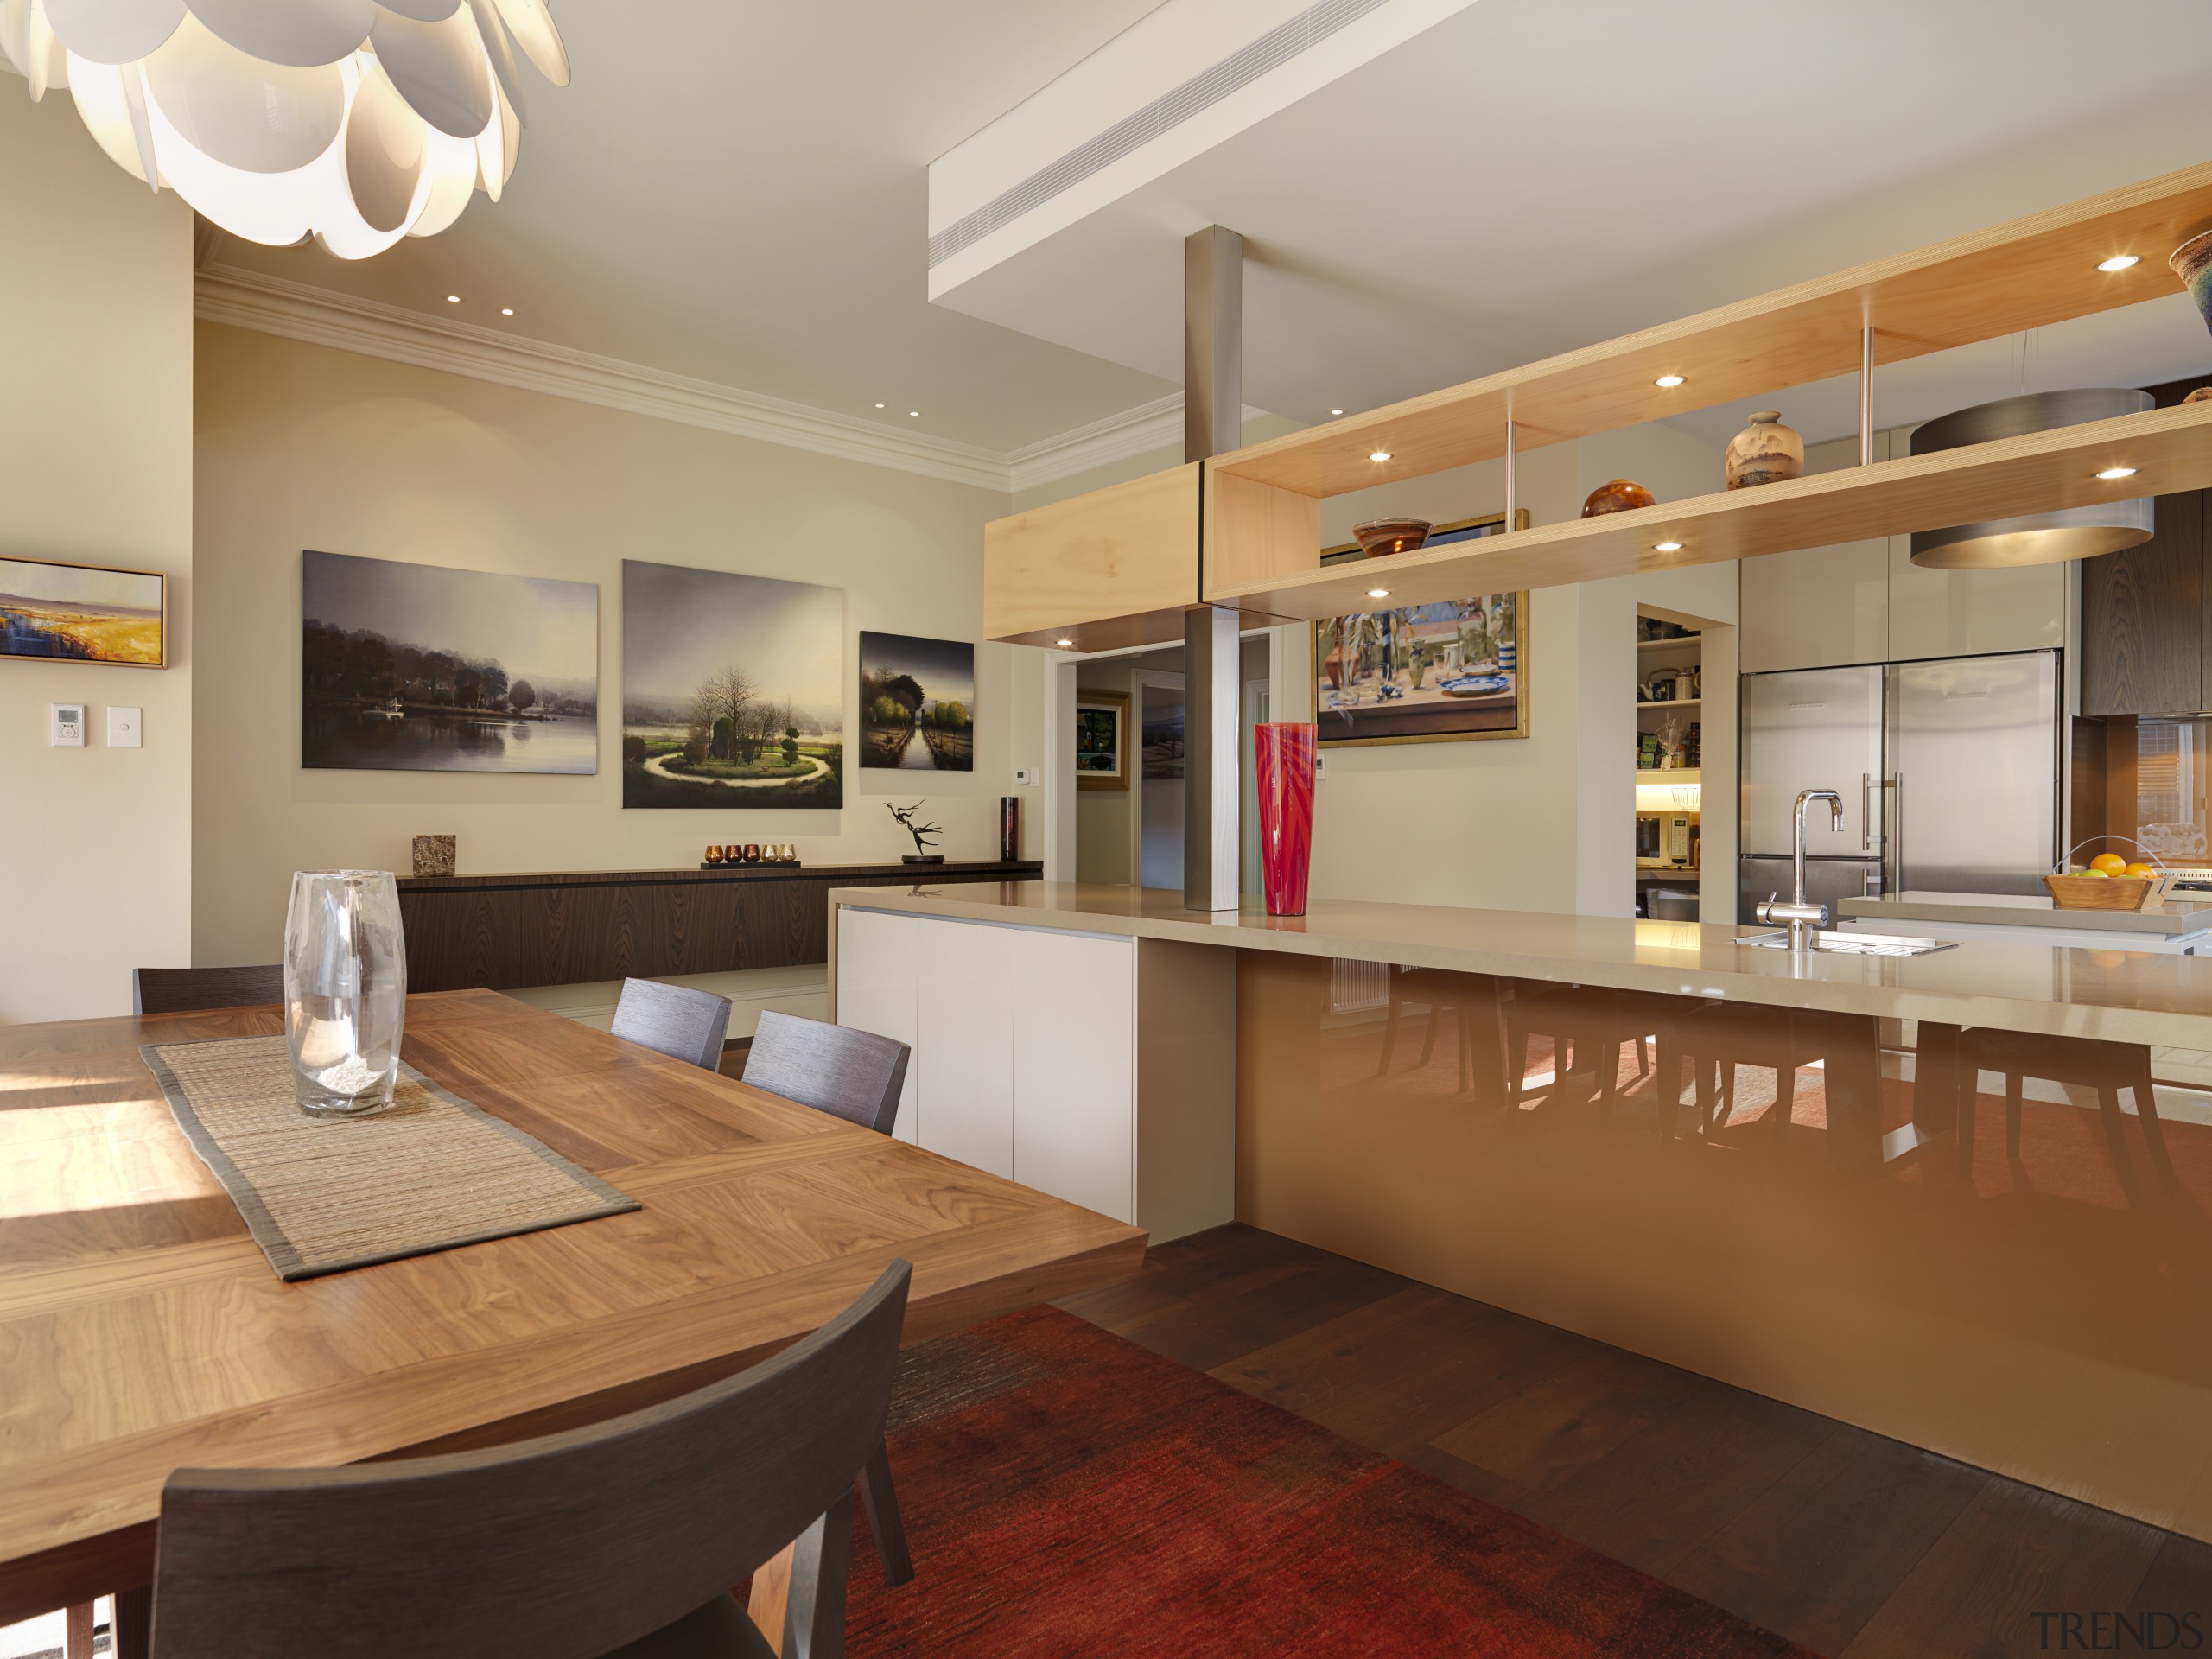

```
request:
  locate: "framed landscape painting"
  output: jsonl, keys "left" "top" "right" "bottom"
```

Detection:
{"left": 860, "top": 631, "right": 974, "bottom": 773}
{"left": 1075, "top": 690, "right": 1128, "bottom": 791}
{"left": 621, "top": 559, "right": 845, "bottom": 809}
{"left": 302, "top": 550, "right": 600, "bottom": 774}
{"left": 0, "top": 556, "right": 165, "bottom": 666}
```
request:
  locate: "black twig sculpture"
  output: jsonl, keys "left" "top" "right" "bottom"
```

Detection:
{"left": 887, "top": 800, "right": 944, "bottom": 862}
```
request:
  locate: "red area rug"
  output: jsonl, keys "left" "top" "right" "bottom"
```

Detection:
{"left": 842, "top": 1306, "right": 1816, "bottom": 1658}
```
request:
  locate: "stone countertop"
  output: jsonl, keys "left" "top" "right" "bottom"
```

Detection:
{"left": 828, "top": 880, "right": 2212, "bottom": 1049}
{"left": 1837, "top": 889, "right": 2212, "bottom": 938}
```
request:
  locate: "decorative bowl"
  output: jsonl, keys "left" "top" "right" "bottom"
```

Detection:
{"left": 1581, "top": 479, "right": 1656, "bottom": 517}
{"left": 2044, "top": 873, "right": 2155, "bottom": 912}
{"left": 1351, "top": 518, "right": 1432, "bottom": 558}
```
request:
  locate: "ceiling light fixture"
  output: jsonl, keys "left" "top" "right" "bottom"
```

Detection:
{"left": 2096, "top": 466, "right": 2139, "bottom": 480}
{"left": 1366, "top": 588, "right": 1389, "bottom": 599}
{"left": 1654, "top": 540, "right": 1685, "bottom": 553}
{"left": 447, "top": 295, "right": 461, "bottom": 303}
{"left": 1055, "top": 637, "right": 1073, "bottom": 647}
{"left": 2097, "top": 255, "right": 2140, "bottom": 272}
{"left": 1, "top": 0, "right": 570, "bottom": 260}
{"left": 1654, "top": 374, "right": 1686, "bottom": 388}
{"left": 874, "top": 403, "right": 886, "bottom": 410}
{"left": 1331, "top": 408, "right": 1344, "bottom": 416}
{"left": 1369, "top": 449, "right": 1392, "bottom": 462}
{"left": 908, "top": 410, "right": 920, "bottom": 417}
{"left": 500, "top": 307, "right": 513, "bottom": 316}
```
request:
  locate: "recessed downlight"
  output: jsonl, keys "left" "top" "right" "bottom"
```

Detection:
{"left": 499, "top": 307, "right": 513, "bottom": 316}
{"left": 2096, "top": 466, "right": 2139, "bottom": 480}
{"left": 1055, "top": 637, "right": 1074, "bottom": 647}
{"left": 874, "top": 403, "right": 886, "bottom": 409}
{"left": 2097, "top": 254, "right": 2140, "bottom": 272}
{"left": 908, "top": 410, "right": 920, "bottom": 417}
{"left": 446, "top": 294, "right": 461, "bottom": 303}
{"left": 1366, "top": 588, "right": 1390, "bottom": 599}
{"left": 1654, "top": 540, "right": 1685, "bottom": 553}
{"left": 1654, "top": 373, "right": 1686, "bottom": 388}
{"left": 1369, "top": 449, "right": 1392, "bottom": 462}
{"left": 1331, "top": 408, "right": 1344, "bottom": 416}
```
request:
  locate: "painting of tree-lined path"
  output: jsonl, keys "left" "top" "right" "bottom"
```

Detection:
{"left": 621, "top": 559, "right": 845, "bottom": 809}
{"left": 860, "top": 632, "right": 974, "bottom": 772}
{"left": 302, "top": 550, "right": 599, "bottom": 773}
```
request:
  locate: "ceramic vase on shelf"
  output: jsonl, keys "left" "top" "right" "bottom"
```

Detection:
{"left": 1725, "top": 411, "right": 1804, "bottom": 490}
{"left": 283, "top": 870, "right": 407, "bottom": 1120}
{"left": 1000, "top": 796, "right": 1020, "bottom": 862}
{"left": 1254, "top": 723, "right": 1317, "bottom": 918}
{"left": 2171, "top": 229, "right": 2212, "bottom": 337}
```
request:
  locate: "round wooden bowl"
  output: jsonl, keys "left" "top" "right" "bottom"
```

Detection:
{"left": 1351, "top": 518, "right": 1431, "bottom": 558}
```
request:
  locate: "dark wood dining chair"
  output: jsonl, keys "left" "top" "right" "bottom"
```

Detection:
{"left": 1376, "top": 968, "right": 1484, "bottom": 1091}
{"left": 132, "top": 965, "right": 283, "bottom": 1016}
{"left": 742, "top": 1010, "right": 908, "bottom": 1135}
{"left": 147, "top": 1260, "right": 912, "bottom": 1659}
{"left": 741, "top": 1011, "right": 915, "bottom": 1586}
{"left": 1505, "top": 983, "right": 1656, "bottom": 1109}
{"left": 610, "top": 978, "right": 733, "bottom": 1071}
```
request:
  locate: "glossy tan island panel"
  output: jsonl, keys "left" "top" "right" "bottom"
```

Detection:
{"left": 832, "top": 882, "right": 2212, "bottom": 1541}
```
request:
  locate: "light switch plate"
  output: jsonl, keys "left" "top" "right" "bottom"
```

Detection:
{"left": 108, "top": 706, "right": 143, "bottom": 747}
{"left": 1314, "top": 753, "right": 1328, "bottom": 780}
{"left": 49, "top": 703, "right": 85, "bottom": 747}
{"left": 1014, "top": 766, "right": 1039, "bottom": 785}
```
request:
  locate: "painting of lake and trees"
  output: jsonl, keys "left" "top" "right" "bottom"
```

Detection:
{"left": 860, "top": 632, "right": 973, "bottom": 772}
{"left": 621, "top": 560, "right": 845, "bottom": 808}
{"left": 302, "top": 550, "right": 600, "bottom": 774}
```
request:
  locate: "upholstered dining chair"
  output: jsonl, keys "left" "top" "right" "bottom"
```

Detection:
{"left": 742, "top": 1011, "right": 915, "bottom": 1586}
{"left": 147, "top": 1261, "right": 912, "bottom": 1659}
{"left": 742, "top": 1010, "right": 908, "bottom": 1135}
{"left": 132, "top": 965, "right": 284, "bottom": 1016}
{"left": 610, "top": 978, "right": 733, "bottom": 1071}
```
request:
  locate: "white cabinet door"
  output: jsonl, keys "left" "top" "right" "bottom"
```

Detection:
{"left": 1739, "top": 433, "right": 1889, "bottom": 672}
{"left": 835, "top": 908, "right": 920, "bottom": 1145}
{"left": 916, "top": 918, "right": 1014, "bottom": 1179}
{"left": 1013, "top": 930, "right": 1135, "bottom": 1224}
{"left": 1885, "top": 539, "right": 2064, "bottom": 662}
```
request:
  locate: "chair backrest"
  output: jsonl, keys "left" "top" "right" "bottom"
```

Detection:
{"left": 609, "top": 978, "right": 732, "bottom": 1071}
{"left": 743, "top": 1010, "right": 908, "bottom": 1135}
{"left": 133, "top": 965, "right": 284, "bottom": 1016}
{"left": 149, "top": 1260, "right": 912, "bottom": 1659}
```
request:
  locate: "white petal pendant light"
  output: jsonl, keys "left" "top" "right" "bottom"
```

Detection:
{"left": 0, "top": 0, "right": 564, "bottom": 257}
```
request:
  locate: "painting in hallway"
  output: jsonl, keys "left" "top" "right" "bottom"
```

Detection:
{"left": 302, "top": 550, "right": 599, "bottom": 773}
{"left": 859, "top": 631, "right": 974, "bottom": 773}
{"left": 621, "top": 559, "right": 845, "bottom": 808}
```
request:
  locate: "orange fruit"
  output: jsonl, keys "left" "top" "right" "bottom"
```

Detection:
{"left": 2124, "top": 861, "right": 2158, "bottom": 879}
{"left": 2089, "top": 853, "right": 2128, "bottom": 874}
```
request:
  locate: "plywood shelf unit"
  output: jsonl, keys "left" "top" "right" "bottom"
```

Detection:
{"left": 1196, "top": 159, "right": 2212, "bottom": 620}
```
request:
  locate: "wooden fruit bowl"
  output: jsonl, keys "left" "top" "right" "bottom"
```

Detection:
{"left": 2044, "top": 873, "right": 2157, "bottom": 912}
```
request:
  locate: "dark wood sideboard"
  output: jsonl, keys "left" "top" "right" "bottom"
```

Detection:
{"left": 395, "top": 861, "right": 1042, "bottom": 992}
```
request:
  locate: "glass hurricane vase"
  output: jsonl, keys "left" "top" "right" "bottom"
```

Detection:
{"left": 283, "top": 870, "right": 408, "bottom": 1119}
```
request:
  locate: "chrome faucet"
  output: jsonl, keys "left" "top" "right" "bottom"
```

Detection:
{"left": 1757, "top": 789, "right": 1845, "bottom": 951}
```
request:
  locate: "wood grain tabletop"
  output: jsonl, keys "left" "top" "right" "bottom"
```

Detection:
{"left": 0, "top": 988, "right": 1147, "bottom": 1625}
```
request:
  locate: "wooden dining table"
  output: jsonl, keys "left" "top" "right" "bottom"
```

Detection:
{"left": 0, "top": 988, "right": 1147, "bottom": 1650}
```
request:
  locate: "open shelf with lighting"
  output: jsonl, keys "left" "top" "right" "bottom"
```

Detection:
{"left": 984, "top": 159, "right": 2212, "bottom": 647}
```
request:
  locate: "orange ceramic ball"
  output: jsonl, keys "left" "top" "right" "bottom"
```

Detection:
{"left": 1581, "top": 478, "right": 1656, "bottom": 518}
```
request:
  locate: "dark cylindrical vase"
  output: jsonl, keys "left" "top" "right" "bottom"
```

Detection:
{"left": 1254, "top": 723, "right": 1316, "bottom": 917}
{"left": 1000, "top": 796, "right": 1020, "bottom": 863}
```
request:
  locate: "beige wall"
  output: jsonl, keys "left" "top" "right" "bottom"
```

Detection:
{"left": 193, "top": 324, "right": 1019, "bottom": 967}
{"left": 0, "top": 97, "right": 194, "bottom": 1022}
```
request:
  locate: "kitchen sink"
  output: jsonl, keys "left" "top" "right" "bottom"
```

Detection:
{"left": 1734, "top": 930, "right": 1956, "bottom": 957}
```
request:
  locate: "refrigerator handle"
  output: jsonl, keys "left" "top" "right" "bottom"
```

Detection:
{"left": 1890, "top": 771, "right": 1904, "bottom": 893}
{"left": 1860, "top": 772, "right": 1872, "bottom": 854}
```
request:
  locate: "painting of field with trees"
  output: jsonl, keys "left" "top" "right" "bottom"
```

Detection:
{"left": 860, "top": 632, "right": 973, "bottom": 772}
{"left": 620, "top": 559, "right": 844, "bottom": 809}
{"left": 0, "top": 556, "right": 164, "bottom": 666}
{"left": 302, "top": 551, "right": 599, "bottom": 773}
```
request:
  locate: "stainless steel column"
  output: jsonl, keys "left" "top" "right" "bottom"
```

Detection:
{"left": 1183, "top": 226, "right": 1244, "bottom": 911}
{"left": 1185, "top": 226, "right": 1243, "bottom": 461}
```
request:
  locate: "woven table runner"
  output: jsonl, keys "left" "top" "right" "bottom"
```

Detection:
{"left": 141, "top": 1035, "right": 640, "bottom": 1281}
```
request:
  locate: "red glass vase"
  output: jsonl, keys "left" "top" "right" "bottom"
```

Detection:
{"left": 1254, "top": 722, "right": 1316, "bottom": 917}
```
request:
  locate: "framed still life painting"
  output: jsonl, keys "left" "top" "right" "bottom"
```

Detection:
{"left": 0, "top": 556, "right": 166, "bottom": 667}
{"left": 1075, "top": 690, "right": 1129, "bottom": 791}
{"left": 1313, "top": 512, "right": 1529, "bottom": 748}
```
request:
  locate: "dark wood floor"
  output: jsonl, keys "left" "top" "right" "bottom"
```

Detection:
{"left": 1057, "top": 1224, "right": 2212, "bottom": 1658}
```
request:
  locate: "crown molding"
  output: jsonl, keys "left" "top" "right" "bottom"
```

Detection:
{"left": 194, "top": 264, "right": 1243, "bottom": 500}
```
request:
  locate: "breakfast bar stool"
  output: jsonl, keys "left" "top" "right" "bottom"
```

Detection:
{"left": 1505, "top": 983, "right": 1655, "bottom": 1109}
{"left": 1376, "top": 968, "right": 1485, "bottom": 1092}
{"left": 1955, "top": 1027, "right": 2177, "bottom": 1205}
{"left": 1678, "top": 1002, "right": 1823, "bottom": 1141}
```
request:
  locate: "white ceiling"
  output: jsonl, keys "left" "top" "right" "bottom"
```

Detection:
{"left": 203, "top": 0, "right": 2212, "bottom": 465}
{"left": 936, "top": 0, "right": 2212, "bottom": 447}
{"left": 207, "top": 1, "right": 1177, "bottom": 456}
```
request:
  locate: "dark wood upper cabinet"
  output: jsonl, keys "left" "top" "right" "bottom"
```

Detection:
{"left": 2080, "top": 488, "right": 2204, "bottom": 717}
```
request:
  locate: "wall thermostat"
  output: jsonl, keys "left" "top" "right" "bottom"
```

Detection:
{"left": 49, "top": 703, "right": 86, "bottom": 747}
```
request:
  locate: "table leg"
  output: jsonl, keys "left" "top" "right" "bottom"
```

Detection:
{"left": 1812, "top": 1012, "right": 1884, "bottom": 1170}
{"left": 747, "top": 1542, "right": 796, "bottom": 1656}
{"left": 64, "top": 1603, "right": 95, "bottom": 1659}
{"left": 1915, "top": 1021, "right": 1963, "bottom": 1142}
{"left": 113, "top": 1586, "right": 151, "bottom": 1659}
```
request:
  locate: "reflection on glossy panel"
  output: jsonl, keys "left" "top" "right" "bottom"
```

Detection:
{"left": 1236, "top": 952, "right": 2212, "bottom": 1541}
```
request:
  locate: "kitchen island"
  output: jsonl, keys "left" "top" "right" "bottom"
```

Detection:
{"left": 1839, "top": 887, "right": 2212, "bottom": 953}
{"left": 830, "top": 880, "right": 2212, "bottom": 1543}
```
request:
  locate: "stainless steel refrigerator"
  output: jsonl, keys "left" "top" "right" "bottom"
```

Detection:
{"left": 1738, "top": 652, "right": 2060, "bottom": 924}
